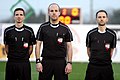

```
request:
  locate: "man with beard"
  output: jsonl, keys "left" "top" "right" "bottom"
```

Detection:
{"left": 35, "top": 3, "right": 73, "bottom": 80}
{"left": 85, "top": 10, "right": 117, "bottom": 80}
{"left": 4, "top": 8, "right": 36, "bottom": 80}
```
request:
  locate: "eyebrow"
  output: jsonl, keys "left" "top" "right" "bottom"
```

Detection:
{"left": 15, "top": 14, "right": 24, "bottom": 15}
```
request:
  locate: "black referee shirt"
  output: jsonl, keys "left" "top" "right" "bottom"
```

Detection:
{"left": 86, "top": 27, "right": 117, "bottom": 65}
{"left": 4, "top": 25, "right": 36, "bottom": 61}
{"left": 36, "top": 21, "right": 73, "bottom": 58}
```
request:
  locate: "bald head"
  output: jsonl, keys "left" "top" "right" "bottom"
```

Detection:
{"left": 48, "top": 3, "right": 61, "bottom": 23}
{"left": 48, "top": 3, "right": 60, "bottom": 12}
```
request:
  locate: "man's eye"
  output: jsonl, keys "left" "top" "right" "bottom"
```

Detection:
{"left": 50, "top": 10, "right": 53, "bottom": 12}
{"left": 15, "top": 14, "right": 19, "bottom": 16}
{"left": 98, "top": 16, "right": 101, "bottom": 18}
{"left": 55, "top": 10, "right": 58, "bottom": 12}
{"left": 20, "top": 14, "right": 23, "bottom": 16}
{"left": 103, "top": 16, "right": 106, "bottom": 18}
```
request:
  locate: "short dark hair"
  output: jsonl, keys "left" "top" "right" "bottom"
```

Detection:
{"left": 96, "top": 10, "right": 108, "bottom": 18}
{"left": 48, "top": 3, "right": 60, "bottom": 12}
{"left": 14, "top": 8, "right": 25, "bottom": 16}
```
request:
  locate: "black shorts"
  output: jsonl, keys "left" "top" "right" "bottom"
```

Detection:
{"left": 85, "top": 63, "right": 114, "bottom": 80}
{"left": 39, "top": 58, "right": 68, "bottom": 80}
{"left": 5, "top": 61, "right": 31, "bottom": 80}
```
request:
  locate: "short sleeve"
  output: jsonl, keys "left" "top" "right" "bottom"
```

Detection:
{"left": 36, "top": 26, "right": 43, "bottom": 41}
{"left": 29, "top": 28, "right": 36, "bottom": 45}
{"left": 65, "top": 28, "right": 73, "bottom": 42}
{"left": 110, "top": 31, "right": 117, "bottom": 48}
{"left": 86, "top": 32, "right": 91, "bottom": 47}
{"left": 4, "top": 29, "right": 8, "bottom": 45}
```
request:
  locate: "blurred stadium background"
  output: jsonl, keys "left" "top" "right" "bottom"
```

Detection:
{"left": 0, "top": 0, "right": 120, "bottom": 80}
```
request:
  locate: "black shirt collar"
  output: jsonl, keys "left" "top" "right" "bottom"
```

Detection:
{"left": 14, "top": 25, "right": 25, "bottom": 31}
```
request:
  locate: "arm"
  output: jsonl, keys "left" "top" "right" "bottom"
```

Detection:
{"left": 5, "top": 44, "right": 8, "bottom": 55}
{"left": 35, "top": 40, "right": 43, "bottom": 72}
{"left": 29, "top": 45, "right": 33, "bottom": 55}
{"left": 65, "top": 42, "right": 73, "bottom": 74}
{"left": 35, "top": 40, "right": 42, "bottom": 59}
{"left": 110, "top": 31, "right": 117, "bottom": 58}
{"left": 87, "top": 47, "right": 91, "bottom": 57}
{"left": 110, "top": 48, "right": 115, "bottom": 58}
{"left": 66, "top": 42, "right": 73, "bottom": 62}
{"left": 2, "top": 47, "right": 6, "bottom": 55}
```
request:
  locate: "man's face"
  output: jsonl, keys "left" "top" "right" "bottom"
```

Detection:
{"left": 48, "top": 4, "right": 60, "bottom": 21}
{"left": 96, "top": 12, "right": 108, "bottom": 26}
{"left": 14, "top": 10, "right": 25, "bottom": 23}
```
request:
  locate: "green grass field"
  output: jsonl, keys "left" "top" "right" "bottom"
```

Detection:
{"left": 0, "top": 62, "right": 120, "bottom": 80}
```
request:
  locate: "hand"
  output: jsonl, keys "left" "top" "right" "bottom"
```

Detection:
{"left": 36, "top": 63, "right": 43, "bottom": 72}
{"left": 65, "top": 63, "right": 72, "bottom": 74}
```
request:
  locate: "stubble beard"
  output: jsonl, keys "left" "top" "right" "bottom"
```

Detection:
{"left": 98, "top": 23, "right": 105, "bottom": 26}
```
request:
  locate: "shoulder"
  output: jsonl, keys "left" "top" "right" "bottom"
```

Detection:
{"left": 24, "top": 25, "right": 34, "bottom": 33}
{"left": 40, "top": 22, "right": 50, "bottom": 28}
{"left": 106, "top": 28, "right": 116, "bottom": 36}
{"left": 24, "top": 25, "right": 33, "bottom": 30}
{"left": 4, "top": 25, "right": 15, "bottom": 33}
{"left": 59, "top": 22, "right": 68, "bottom": 27}
{"left": 59, "top": 22, "right": 70, "bottom": 30}
{"left": 87, "top": 27, "right": 98, "bottom": 35}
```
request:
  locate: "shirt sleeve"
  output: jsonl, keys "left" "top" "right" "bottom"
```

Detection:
{"left": 86, "top": 32, "right": 91, "bottom": 47}
{"left": 29, "top": 28, "right": 36, "bottom": 45}
{"left": 36, "top": 26, "right": 43, "bottom": 41}
{"left": 110, "top": 31, "right": 117, "bottom": 48}
{"left": 65, "top": 28, "right": 73, "bottom": 42}
{"left": 4, "top": 29, "right": 8, "bottom": 45}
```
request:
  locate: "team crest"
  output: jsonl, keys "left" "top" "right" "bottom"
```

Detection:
{"left": 105, "top": 43, "right": 110, "bottom": 51}
{"left": 23, "top": 43, "right": 28, "bottom": 48}
{"left": 57, "top": 38, "right": 63, "bottom": 44}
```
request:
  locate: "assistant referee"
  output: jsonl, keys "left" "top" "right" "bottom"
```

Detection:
{"left": 4, "top": 8, "right": 36, "bottom": 80}
{"left": 85, "top": 10, "right": 117, "bottom": 80}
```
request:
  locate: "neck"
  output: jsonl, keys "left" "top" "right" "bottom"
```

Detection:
{"left": 50, "top": 19, "right": 59, "bottom": 24}
{"left": 98, "top": 26, "right": 106, "bottom": 32}
{"left": 15, "top": 22, "right": 23, "bottom": 28}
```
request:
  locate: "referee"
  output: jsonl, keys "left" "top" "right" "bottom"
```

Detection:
{"left": 35, "top": 3, "right": 73, "bottom": 80}
{"left": 85, "top": 10, "right": 117, "bottom": 80}
{"left": 4, "top": 8, "right": 36, "bottom": 80}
